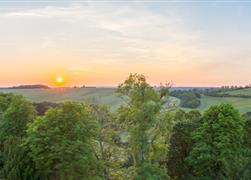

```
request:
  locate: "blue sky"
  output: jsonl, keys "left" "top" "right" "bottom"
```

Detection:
{"left": 0, "top": 0, "right": 251, "bottom": 86}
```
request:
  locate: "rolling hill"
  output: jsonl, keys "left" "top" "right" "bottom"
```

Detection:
{"left": 1, "top": 87, "right": 251, "bottom": 113}
{"left": 183, "top": 95, "right": 251, "bottom": 113}
{"left": 0, "top": 88, "right": 122, "bottom": 111}
{"left": 182, "top": 88, "right": 251, "bottom": 113}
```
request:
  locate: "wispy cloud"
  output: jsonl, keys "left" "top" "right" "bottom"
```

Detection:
{"left": 1, "top": 2, "right": 250, "bottom": 85}
{"left": 3, "top": 4, "right": 203, "bottom": 62}
{"left": 0, "top": 3, "right": 207, "bottom": 84}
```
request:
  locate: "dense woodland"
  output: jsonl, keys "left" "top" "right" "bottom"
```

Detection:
{"left": 0, "top": 74, "right": 250, "bottom": 180}
{"left": 169, "top": 90, "right": 201, "bottom": 108}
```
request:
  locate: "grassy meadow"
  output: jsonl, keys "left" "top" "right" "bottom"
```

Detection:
{"left": 183, "top": 95, "right": 251, "bottom": 113}
{"left": 1, "top": 87, "right": 251, "bottom": 113}
{"left": 222, "top": 88, "right": 251, "bottom": 96}
{"left": 0, "top": 88, "right": 122, "bottom": 111}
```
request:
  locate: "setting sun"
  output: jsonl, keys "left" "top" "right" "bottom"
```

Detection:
{"left": 55, "top": 76, "right": 64, "bottom": 85}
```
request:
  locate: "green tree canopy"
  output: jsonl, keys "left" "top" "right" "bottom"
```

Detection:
{"left": 187, "top": 104, "right": 246, "bottom": 179}
{"left": 0, "top": 95, "right": 37, "bottom": 179}
{"left": 117, "top": 74, "right": 169, "bottom": 179}
{"left": 0, "top": 95, "right": 36, "bottom": 140}
{"left": 89, "top": 104, "right": 124, "bottom": 180}
{"left": 0, "top": 93, "right": 15, "bottom": 113}
{"left": 167, "top": 110, "right": 202, "bottom": 180}
{"left": 26, "top": 102, "right": 101, "bottom": 180}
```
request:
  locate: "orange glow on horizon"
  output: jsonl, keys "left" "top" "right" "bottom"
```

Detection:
{"left": 54, "top": 76, "right": 65, "bottom": 86}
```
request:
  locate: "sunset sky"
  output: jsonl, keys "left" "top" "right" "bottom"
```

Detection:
{"left": 1, "top": 0, "right": 251, "bottom": 87}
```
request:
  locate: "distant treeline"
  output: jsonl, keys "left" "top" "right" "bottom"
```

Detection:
{"left": 203, "top": 86, "right": 251, "bottom": 98}
{"left": 6, "top": 84, "right": 50, "bottom": 89}
{"left": 170, "top": 90, "right": 201, "bottom": 108}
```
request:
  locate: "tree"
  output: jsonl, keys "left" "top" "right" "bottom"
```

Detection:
{"left": 0, "top": 95, "right": 37, "bottom": 179}
{"left": 0, "top": 136, "right": 37, "bottom": 180}
{"left": 244, "top": 117, "right": 251, "bottom": 149}
{"left": 33, "top": 102, "right": 58, "bottom": 116}
{"left": 0, "top": 93, "right": 15, "bottom": 113}
{"left": 169, "top": 90, "right": 201, "bottom": 108}
{"left": 167, "top": 110, "right": 202, "bottom": 179}
{"left": 187, "top": 104, "right": 246, "bottom": 179}
{"left": 90, "top": 104, "right": 124, "bottom": 180}
{"left": 0, "top": 95, "right": 36, "bottom": 141}
{"left": 116, "top": 73, "right": 169, "bottom": 179}
{"left": 237, "top": 116, "right": 251, "bottom": 179}
{"left": 26, "top": 102, "right": 102, "bottom": 180}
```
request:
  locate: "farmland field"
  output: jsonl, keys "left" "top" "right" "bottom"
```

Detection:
{"left": 0, "top": 88, "right": 180, "bottom": 112}
{"left": 0, "top": 88, "right": 123, "bottom": 111}
{"left": 183, "top": 95, "right": 251, "bottom": 113}
{"left": 221, "top": 88, "right": 251, "bottom": 96}
{"left": 177, "top": 88, "right": 251, "bottom": 113}
{"left": 1, "top": 88, "right": 251, "bottom": 113}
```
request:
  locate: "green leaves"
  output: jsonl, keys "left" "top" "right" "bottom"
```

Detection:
{"left": 167, "top": 110, "right": 202, "bottom": 179}
{"left": 0, "top": 94, "right": 37, "bottom": 179}
{"left": 117, "top": 74, "right": 169, "bottom": 179}
{"left": 26, "top": 102, "right": 101, "bottom": 179}
{"left": 0, "top": 95, "right": 36, "bottom": 141}
{"left": 0, "top": 77, "right": 249, "bottom": 179}
{"left": 187, "top": 104, "right": 246, "bottom": 179}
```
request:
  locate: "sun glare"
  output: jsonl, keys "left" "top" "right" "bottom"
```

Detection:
{"left": 55, "top": 76, "right": 64, "bottom": 85}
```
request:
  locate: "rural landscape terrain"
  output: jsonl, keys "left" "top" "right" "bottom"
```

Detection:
{"left": 1, "top": 85, "right": 251, "bottom": 113}
{"left": 1, "top": 0, "right": 251, "bottom": 179}
{"left": 0, "top": 75, "right": 250, "bottom": 179}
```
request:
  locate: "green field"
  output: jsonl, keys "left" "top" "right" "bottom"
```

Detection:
{"left": 1, "top": 88, "right": 251, "bottom": 113}
{"left": 0, "top": 88, "right": 179, "bottom": 112}
{"left": 222, "top": 88, "right": 251, "bottom": 96}
{"left": 0, "top": 88, "right": 123, "bottom": 111}
{"left": 176, "top": 89, "right": 251, "bottom": 113}
{"left": 198, "top": 95, "right": 251, "bottom": 113}
{"left": 198, "top": 88, "right": 251, "bottom": 113}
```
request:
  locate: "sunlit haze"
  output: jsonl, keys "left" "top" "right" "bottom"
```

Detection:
{"left": 1, "top": 1, "right": 251, "bottom": 87}
{"left": 55, "top": 76, "right": 64, "bottom": 86}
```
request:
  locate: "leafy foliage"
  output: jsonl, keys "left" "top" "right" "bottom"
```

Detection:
{"left": 238, "top": 116, "right": 251, "bottom": 178}
{"left": 167, "top": 110, "right": 202, "bottom": 179}
{"left": 117, "top": 73, "right": 169, "bottom": 179}
{"left": 89, "top": 104, "right": 125, "bottom": 180}
{"left": 0, "top": 95, "right": 36, "bottom": 140}
{"left": 0, "top": 93, "right": 15, "bottom": 113}
{"left": 0, "top": 94, "right": 37, "bottom": 179}
{"left": 26, "top": 102, "right": 101, "bottom": 180}
{"left": 170, "top": 90, "right": 201, "bottom": 108}
{"left": 0, "top": 76, "right": 250, "bottom": 179}
{"left": 33, "top": 102, "right": 58, "bottom": 116}
{"left": 187, "top": 104, "right": 246, "bottom": 179}
{"left": 0, "top": 136, "right": 37, "bottom": 180}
